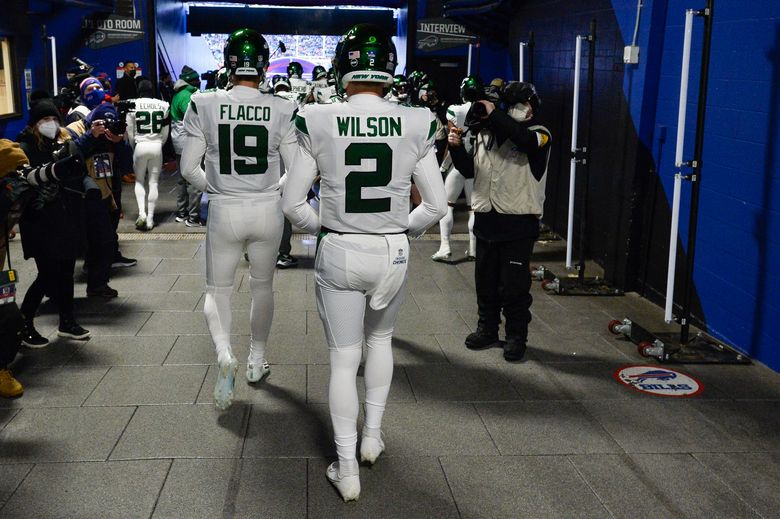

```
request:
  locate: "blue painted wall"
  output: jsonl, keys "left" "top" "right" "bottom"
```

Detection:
{"left": 629, "top": 0, "right": 780, "bottom": 368}
{"left": 0, "top": 0, "right": 153, "bottom": 140}
{"left": 509, "top": 0, "right": 780, "bottom": 370}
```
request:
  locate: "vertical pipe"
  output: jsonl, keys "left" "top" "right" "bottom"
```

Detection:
{"left": 566, "top": 35, "right": 583, "bottom": 269}
{"left": 518, "top": 42, "right": 525, "bottom": 82}
{"left": 467, "top": 44, "right": 473, "bottom": 76}
{"left": 665, "top": 173, "right": 683, "bottom": 322}
{"left": 578, "top": 19, "right": 596, "bottom": 283}
{"left": 675, "top": 10, "right": 695, "bottom": 168}
{"left": 49, "top": 36, "right": 58, "bottom": 95}
{"left": 665, "top": 8, "right": 696, "bottom": 323}
{"left": 528, "top": 31, "right": 535, "bottom": 83}
{"left": 680, "top": 0, "right": 714, "bottom": 343}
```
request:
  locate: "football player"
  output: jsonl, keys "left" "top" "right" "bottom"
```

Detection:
{"left": 125, "top": 79, "right": 170, "bottom": 231}
{"left": 386, "top": 74, "right": 409, "bottom": 104}
{"left": 432, "top": 75, "right": 483, "bottom": 261}
{"left": 180, "top": 28, "right": 297, "bottom": 410}
{"left": 282, "top": 24, "right": 447, "bottom": 501}
{"left": 287, "top": 61, "right": 309, "bottom": 105}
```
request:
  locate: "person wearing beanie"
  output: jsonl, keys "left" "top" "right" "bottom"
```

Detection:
{"left": 66, "top": 102, "right": 134, "bottom": 298}
{"left": 171, "top": 65, "right": 203, "bottom": 226}
{"left": 66, "top": 76, "right": 109, "bottom": 125}
{"left": 16, "top": 100, "right": 91, "bottom": 346}
{"left": 125, "top": 80, "right": 170, "bottom": 231}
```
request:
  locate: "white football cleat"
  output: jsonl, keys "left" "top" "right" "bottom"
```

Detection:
{"left": 431, "top": 249, "right": 451, "bottom": 262}
{"left": 246, "top": 360, "right": 271, "bottom": 383}
{"left": 214, "top": 355, "right": 239, "bottom": 411}
{"left": 359, "top": 432, "right": 385, "bottom": 465}
{"left": 326, "top": 462, "right": 360, "bottom": 502}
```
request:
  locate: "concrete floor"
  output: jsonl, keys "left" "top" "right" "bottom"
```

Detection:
{"left": 2, "top": 176, "right": 780, "bottom": 518}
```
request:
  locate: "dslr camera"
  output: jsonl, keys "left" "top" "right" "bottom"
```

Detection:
{"left": 107, "top": 100, "right": 136, "bottom": 135}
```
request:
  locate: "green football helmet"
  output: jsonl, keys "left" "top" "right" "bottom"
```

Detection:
{"left": 287, "top": 61, "right": 303, "bottom": 79}
{"left": 406, "top": 70, "right": 429, "bottom": 91}
{"left": 460, "top": 75, "right": 484, "bottom": 103}
{"left": 223, "top": 28, "right": 269, "bottom": 78}
{"left": 335, "top": 24, "right": 397, "bottom": 88}
{"left": 312, "top": 65, "right": 327, "bottom": 81}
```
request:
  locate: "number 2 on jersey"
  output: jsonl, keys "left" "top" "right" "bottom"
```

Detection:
{"left": 136, "top": 111, "right": 164, "bottom": 134}
{"left": 344, "top": 143, "right": 392, "bottom": 213}
{"left": 218, "top": 124, "right": 269, "bottom": 175}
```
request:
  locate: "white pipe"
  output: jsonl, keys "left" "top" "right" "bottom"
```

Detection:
{"left": 518, "top": 42, "right": 525, "bottom": 82}
{"left": 665, "top": 173, "right": 683, "bottom": 322}
{"left": 566, "top": 35, "right": 583, "bottom": 269}
{"left": 49, "top": 36, "right": 58, "bottom": 95}
{"left": 675, "top": 10, "right": 694, "bottom": 168}
{"left": 467, "top": 44, "right": 473, "bottom": 76}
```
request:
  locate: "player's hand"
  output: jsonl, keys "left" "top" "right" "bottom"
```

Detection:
{"left": 90, "top": 120, "right": 106, "bottom": 138}
{"left": 476, "top": 100, "right": 495, "bottom": 118}
{"left": 448, "top": 127, "right": 463, "bottom": 147}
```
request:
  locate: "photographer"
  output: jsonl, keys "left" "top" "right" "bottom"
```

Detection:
{"left": 0, "top": 139, "right": 88, "bottom": 397}
{"left": 66, "top": 77, "right": 111, "bottom": 125}
{"left": 16, "top": 99, "right": 91, "bottom": 345}
{"left": 448, "top": 82, "right": 551, "bottom": 362}
{"left": 67, "top": 102, "right": 132, "bottom": 297}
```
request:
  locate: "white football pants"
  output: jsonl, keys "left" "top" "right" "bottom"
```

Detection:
{"left": 315, "top": 233, "right": 408, "bottom": 466}
{"left": 437, "top": 168, "right": 476, "bottom": 255}
{"left": 133, "top": 142, "right": 163, "bottom": 223}
{"left": 204, "top": 196, "right": 283, "bottom": 366}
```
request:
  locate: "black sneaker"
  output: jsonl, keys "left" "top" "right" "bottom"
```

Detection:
{"left": 87, "top": 285, "right": 119, "bottom": 298}
{"left": 276, "top": 254, "right": 298, "bottom": 269}
{"left": 465, "top": 330, "right": 500, "bottom": 350}
{"left": 57, "top": 321, "right": 91, "bottom": 340}
{"left": 503, "top": 337, "right": 527, "bottom": 362}
{"left": 185, "top": 218, "right": 204, "bottom": 228}
{"left": 112, "top": 254, "right": 137, "bottom": 268}
{"left": 21, "top": 322, "right": 49, "bottom": 349}
{"left": 175, "top": 214, "right": 188, "bottom": 223}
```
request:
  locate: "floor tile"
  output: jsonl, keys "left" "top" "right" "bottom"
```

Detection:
{"left": 583, "top": 400, "right": 744, "bottom": 454}
{"left": 243, "top": 402, "right": 334, "bottom": 458}
{"left": 0, "top": 367, "right": 108, "bottom": 409}
{"left": 110, "top": 404, "right": 247, "bottom": 460}
{"left": 569, "top": 453, "right": 761, "bottom": 519}
{"left": 440, "top": 455, "right": 609, "bottom": 518}
{"left": 85, "top": 365, "right": 207, "bottom": 406}
{"left": 0, "top": 460, "right": 170, "bottom": 519}
{"left": 0, "top": 464, "right": 32, "bottom": 506}
{"left": 66, "top": 336, "right": 176, "bottom": 366}
{"left": 477, "top": 402, "right": 622, "bottom": 455}
{"left": 0, "top": 406, "right": 135, "bottom": 462}
{"left": 405, "top": 365, "right": 520, "bottom": 401}
{"left": 152, "top": 458, "right": 306, "bottom": 519}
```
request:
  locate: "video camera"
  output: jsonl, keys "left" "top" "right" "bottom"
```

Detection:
{"left": 465, "top": 81, "right": 540, "bottom": 133}
{"left": 54, "top": 57, "right": 97, "bottom": 111}
{"left": 108, "top": 100, "right": 136, "bottom": 135}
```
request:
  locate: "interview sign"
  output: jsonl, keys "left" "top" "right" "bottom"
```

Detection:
{"left": 416, "top": 18, "right": 477, "bottom": 52}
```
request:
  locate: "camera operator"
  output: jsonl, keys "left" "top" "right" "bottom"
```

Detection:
{"left": 0, "top": 139, "right": 88, "bottom": 397}
{"left": 15, "top": 99, "right": 91, "bottom": 346}
{"left": 448, "top": 81, "right": 552, "bottom": 362}
{"left": 67, "top": 102, "right": 135, "bottom": 297}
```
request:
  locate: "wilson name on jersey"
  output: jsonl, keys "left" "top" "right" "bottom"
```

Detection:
{"left": 129, "top": 98, "right": 170, "bottom": 144}
{"left": 296, "top": 94, "right": 437, "bottom": 234}
{"left": 184, "top": 86, "right": 296, "bottom": 197}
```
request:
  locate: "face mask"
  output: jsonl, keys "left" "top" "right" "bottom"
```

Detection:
{"left": 508, "top": 103, "right": 531, "bottom": 122}
{"left": 127, "top": 70, "right": 137, "bottom": 78}
{"left": 83, "top": 87, "right": 106, "bottom": 109}
{"left": 38, "top": 120, "right": 60, "bottom": 140}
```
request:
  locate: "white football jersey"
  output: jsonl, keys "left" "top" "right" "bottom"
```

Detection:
{"left": 289, "top": 77, "right": 310, "bottom": 103}
{"left": 446, "top": 102, "right": 474, "bottom": 154}
{"left": 127, "top": 98, "right": 170, "bottom": 144}
{"left": 296, "top": 94, "right": 437, "bottom": 233}
{"left": 183, "top": 85, "right": 296, "bottom": 197}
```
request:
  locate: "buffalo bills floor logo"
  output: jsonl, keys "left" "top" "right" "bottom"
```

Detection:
{"left": 615, "top": 366, "right": 703, "bottom": 397}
